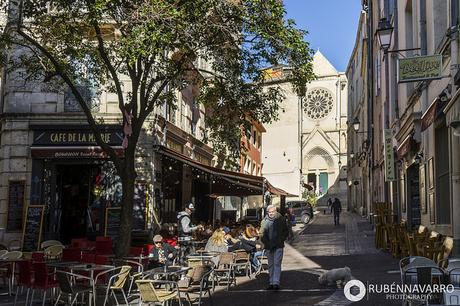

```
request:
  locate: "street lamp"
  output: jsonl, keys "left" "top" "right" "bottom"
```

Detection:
{"left": 376, "top": 18, "right": 393, "bottom": 52}
{"left": 352, "top": 117, "right": 360, "bottom": 132}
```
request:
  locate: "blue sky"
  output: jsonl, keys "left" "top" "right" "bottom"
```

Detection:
{"left": 284, "top": 0, "right": 362, "bottom": 72}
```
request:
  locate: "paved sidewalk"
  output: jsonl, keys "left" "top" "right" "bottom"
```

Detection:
{"left": 293, "top": 209, "right": 401, "bottom": 306}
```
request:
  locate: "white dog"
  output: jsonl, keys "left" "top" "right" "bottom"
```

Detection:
{"left": 318, "top": 267, "right": 352, "bottom": 287}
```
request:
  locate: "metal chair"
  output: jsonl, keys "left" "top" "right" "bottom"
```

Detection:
{"left": 402, "top": 264, "right": 445, "bottom": 305}
{"left": 255, "top": 250, "right": 268, "bottom": 275}
{"left": 40, "top": 240, "right": 63, "bottom": 250}
{"left": 44, "top": 245, "right": 64, "bottom": 261}
{"left": 444, "top": 288, "right": 460, "bottom": 305}
{"left": 54, "top": 271, "right": 93, "bottom": 306}
{"left": 95, "top": 265, "right": 131, "bottom": 306}
{"left": 136, "top": 279, "right": 183, "bottom": 306}
{"left": 178, "top": 264, "right": 214, "bottom": 306}
{"left": 112, "top": 259, "right": 144, "bottom": 297}
{"left": 30, "top": 261, "right": 59, "bottom": 306}
{"left": 232, "top": 250, "right": 251, "bottom": 279}
{"left": 212, "top": 252, "right": 235, "bottom": 291}
{"left": 0, "top": 250, "right": 8, "bottom": 259}
{"left": 14, "top": 260, "right": 33, "bottom": 306}
{"left": 7, "top": 240, "right": 21, "bottom": 251}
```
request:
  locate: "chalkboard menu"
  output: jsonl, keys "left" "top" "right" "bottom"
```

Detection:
{"left": 21, "top": 205, "right": 44, "bottom": 252}
{"left": 133, "top": 182, "right": 148, "bottom": 230}
{"left": 7, "top": 181, "right": 25, "bottom": 232}
{"left": 105, "top": 207, "right": 121, "bottom": 239}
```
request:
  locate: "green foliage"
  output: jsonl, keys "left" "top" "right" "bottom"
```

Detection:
{"left": 1, "top": 0, "right": 314, "bottom": 166}
{"left": 302, "top": 189, "right": 317, "bottom": 208}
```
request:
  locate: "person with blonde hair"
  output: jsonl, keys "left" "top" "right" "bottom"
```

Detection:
{"left": 204, "top": 228, "right": 229, "bottom": 253}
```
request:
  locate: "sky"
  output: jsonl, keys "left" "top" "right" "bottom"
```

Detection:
{"left": 284, "top": 0, "right": 363, "bottom": 72}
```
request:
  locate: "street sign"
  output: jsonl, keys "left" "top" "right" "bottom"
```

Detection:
{"left": 397, "top": 55, "right": 442, "bottom": 83}
{"left": 384, "top": 129, "right": 396, "bottom": 181}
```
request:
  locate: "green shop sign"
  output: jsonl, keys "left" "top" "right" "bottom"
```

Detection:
{"left": 398, "top": 55, "right": 442, "bottom": 83}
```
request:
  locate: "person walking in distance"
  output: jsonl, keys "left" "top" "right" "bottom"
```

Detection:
{"left": 331, "top": 197, "right": 342, "bottom": 225}
{"left": 260, "top": 205, "right": 288, "bottom": 291}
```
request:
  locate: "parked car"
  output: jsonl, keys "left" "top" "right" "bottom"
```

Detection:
{"left": 286, "top": 200, "right": 314, "bottom": 224}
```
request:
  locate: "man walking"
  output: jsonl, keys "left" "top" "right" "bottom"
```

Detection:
{"left": 260, "top": 205, "right": 288, "bottom": 291}
{"left": 331, "top": 197, "right": 342, "bottom": 225}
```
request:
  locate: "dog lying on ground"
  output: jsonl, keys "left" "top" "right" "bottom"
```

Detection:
{"left": 318, "top": 267, "right": 352, "bottom": 287}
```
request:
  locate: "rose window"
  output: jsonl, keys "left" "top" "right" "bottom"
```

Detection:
{"left": 304, "top": 88, "right": 334, "bottom": 120}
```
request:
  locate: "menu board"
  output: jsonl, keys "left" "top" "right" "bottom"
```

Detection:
{"left": 133, "top": 182, "right": 148, "bottom": 230}
{"left": 105, "top": 207, "right": 121, "bottom": 239}
{"left": 21, "top": 205, "right": 44, "bottom": 252}
{"left": 7, "top": 181, "right": 25, "bottom": 232}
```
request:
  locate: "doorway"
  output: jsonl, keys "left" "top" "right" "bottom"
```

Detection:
{"left": 56, "top": 164, "right": 96, "bottom": 244}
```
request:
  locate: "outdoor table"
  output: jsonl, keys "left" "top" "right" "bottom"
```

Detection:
{"left": 47, "top": 261, "right": 81, "bottom": 269}
{"left": 187, "top": 251, "right": 219, "bottom": 260}
{"left": 58, "top": 263, "right": 115, "bottom": 306}
{"left": 67, "top": 263, "right": 115, "bottom": 280}
{"left": 145, "top": 266, "right": 191, "bottom": 280}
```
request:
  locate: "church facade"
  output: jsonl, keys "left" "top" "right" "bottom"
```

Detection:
{"left": 262, "top": 51, "right": 348, "bottom": 204}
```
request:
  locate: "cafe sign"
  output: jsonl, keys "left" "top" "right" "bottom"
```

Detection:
{"left": 398, "top": 55, "right": 442, "bottom": 83}
{"left": 384, "top": 129, "right": 396, "bottom": 182}
{"left": 32, "top": 125, "right": 123, "bottom": 146}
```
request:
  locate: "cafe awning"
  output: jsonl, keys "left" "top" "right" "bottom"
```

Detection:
{"left": 266, "top": 181, "right": 298, "bottom": 197}
{"left": 155, "top": 145, "right": 293, "bottom": 197}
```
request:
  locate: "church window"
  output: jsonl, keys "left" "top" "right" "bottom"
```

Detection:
{"left": 304, "top": 88, "right": 334, "bottom": 120}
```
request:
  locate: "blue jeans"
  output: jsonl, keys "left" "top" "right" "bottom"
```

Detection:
{"left": 251, "top": 250, "right": 264, "bottom": 268}
{"left": 267, "top": 248, "right": 284, "bottom": 285}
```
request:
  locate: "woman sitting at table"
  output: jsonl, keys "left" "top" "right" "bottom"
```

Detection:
{"left": 240, "top": 225, "right": 264, "bottom": 270}
{"left": 205, "top": 228, "right": 229, "bottom": 253}
{"left": 148, "top": 235, "right": 177, "bottom": 269}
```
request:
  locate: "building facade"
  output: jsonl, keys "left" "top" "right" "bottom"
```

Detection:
{"left": 262, "top": 51, "right": 348, "bottom": 204}
{"left": 350, "top": 0, "right": 460, "bottom": 253}
{"left": 347, "top": 10, "right": 372, "bottom": 216}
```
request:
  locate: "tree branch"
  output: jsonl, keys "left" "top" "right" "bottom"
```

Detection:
{"left": 16, "top": 28, "right": 123, "bottom": 171}
{"left": 92, "top": 21, "right": 126, "bottom": 115}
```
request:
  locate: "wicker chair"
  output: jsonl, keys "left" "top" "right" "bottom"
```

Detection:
{"left": 136, "top": 279, "right": 183, "bottom": 306}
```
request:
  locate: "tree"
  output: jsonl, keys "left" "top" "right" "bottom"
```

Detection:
{"left": 0, "top": 0, "right": 314, "bottom": 256}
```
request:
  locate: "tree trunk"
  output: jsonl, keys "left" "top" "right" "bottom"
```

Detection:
{"left": 115, "top": 151, "right": 136, "bottom": 258}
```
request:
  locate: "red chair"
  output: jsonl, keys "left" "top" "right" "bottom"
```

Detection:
{"left": 164, "top": 236, "right": 178, "bottom": 247}
{"left": 129, "top": 247, "right": 144, "bottom": 256}
{"left": 143, "top": 244, "right": 154, "bottom": 256}
{"left": 30, "top": 262, "right": 58, "bottom": 305}
{"left": 31, "top": 252, "right": 45, "bottom": 262}
{"left": 96, "top": 236, "right": 112, "bottom": 242}
{"left": 62, "top": 248, "right": 82, "bottom": 262}
{"left": 95, "top": 255, "right": 111, "bottom": 265}
{"left": 80, "top": 253, "right": 96, "bottom": 264}
{"left": 14, "top": 260, "right": 34, "bottom": 306}
{"left": 71, "top": 238, "right": 88, "bottom": 248}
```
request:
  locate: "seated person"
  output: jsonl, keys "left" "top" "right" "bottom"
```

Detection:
{"left": 205, "top": 228, "right": 229, "bottom": 266}
{"left": 241, "top": 225, "right": 264, "bottom": 269}
{"left": 148, "top": 235, "right": 177, "bottom": 268}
